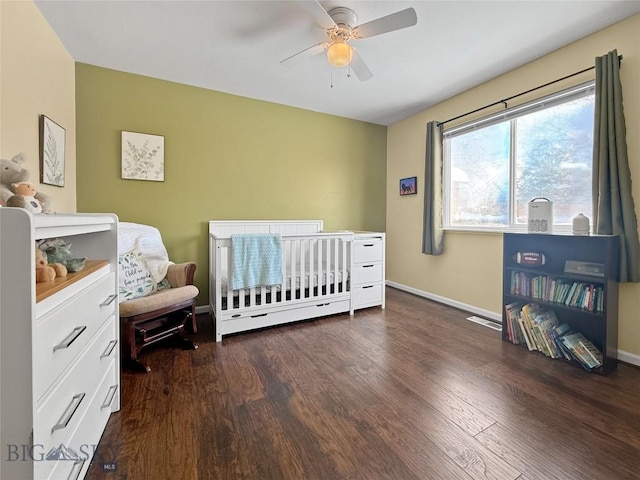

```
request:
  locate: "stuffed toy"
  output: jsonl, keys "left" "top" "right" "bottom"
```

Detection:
{"left": 35, "top": 243, "right": 67, "bottom": 282}
{"left": 0, "top": 153, "right": 52, "bottom": 212}
{"left": 6, "top": 182, "right": 43, "bottom": 213}
{"left": 39, "top": 238, "right": 87, "bottom": 272}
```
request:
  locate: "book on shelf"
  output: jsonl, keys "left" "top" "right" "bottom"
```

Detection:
{"left": 505, "top": 301, "right": 527, "bottom": 347}
{"left": 503, "top": 303, "right": 605, "bottom": 368}
{"left": 551, "top": 323, "right": 574, "bottom": 361}
{"left": 509, "top": 270, "right": 604, "bottom": 313}
{"left": 561, "top": 332, "right": 604, "bottom": 370}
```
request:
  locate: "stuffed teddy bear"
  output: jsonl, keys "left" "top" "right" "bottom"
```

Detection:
{"left": 39, "top": 238, "right": 87, "bottom": 272}
{"left": 6, "top": 182, "right": 43, "bottom": 213}
{"left": 35, "top": 243, "right": 67, "bottom": 282}
{"left": 1, "top": 153, "right": 52, "bottom": 212}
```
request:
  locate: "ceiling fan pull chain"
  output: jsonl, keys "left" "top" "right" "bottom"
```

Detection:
{"left": 330, "top": 66, "right": 334, "bottom": 88}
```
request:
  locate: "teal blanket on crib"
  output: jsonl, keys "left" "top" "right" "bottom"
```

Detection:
{"left": 230, "top": 234, "right": 283, "bottom": 290}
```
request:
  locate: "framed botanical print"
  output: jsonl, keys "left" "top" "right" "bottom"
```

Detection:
{"left": 121, "top": 131, "right": 165, "bottom": 181}
{"left": 39, "top": 115, "right": 66, "bottom": 187}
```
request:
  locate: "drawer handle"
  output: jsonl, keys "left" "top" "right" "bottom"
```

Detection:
{"left": 232, "top": 314, "right": 241, "bottom": 318}
{"left": 100, "top": 339, "right": 118, "bottom": 359}
{"left": 251, "top": 313, "right": 267, "bottom": 318}
{"left": 101, "top": 384, "right": 118, "bottom": 409}
{"left": 67, "top": 459, "right": 85, "bottom": 480}
{"left": 363, "top": 244, "right": 375, "bottom": 247}
{"left": 51, "top": 393, "right": 85, "bottom": 433}
{"left": 362, "top": 264, "right": 375, "bottom": 268}
{"left": 53, "top": 326, "right": 87, "bottom": 352}
{"left": 362, "top": 285, "right": 374, "bottom": 289}
{"left": 100, "top": 294, "right": 118, "bottom": 307}
{"left": 317, "top": 303, "right": 330, "bottom": 307}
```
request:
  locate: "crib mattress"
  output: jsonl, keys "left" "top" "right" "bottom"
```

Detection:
{"left": 221, "top": 269, "right": 346, "bottom": 296}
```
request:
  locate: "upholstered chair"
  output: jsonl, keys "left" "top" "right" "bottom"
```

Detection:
{"left": 118, "top": 222, "right": 198, "bottom": 372}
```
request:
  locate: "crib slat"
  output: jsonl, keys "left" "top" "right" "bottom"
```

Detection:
{"left": 300, "top": 238, "right": 307, "bottom": 299}
{"left": 309, "top": 240, "right": 315, "bottom": 298}
{"left": 317, "top": 239, "right": 324, "bottom": 297}
{"left": 282, "top": 239, "right": 288, "bottom": 304}
{"left": 290, "top": 239, "right": 297, "bottom": 300}
{"left": 333, "top": 237, "right": 338, "bottom": 292}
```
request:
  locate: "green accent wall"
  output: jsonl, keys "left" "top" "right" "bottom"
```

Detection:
{"left": 75, "top": 63, "right": 387, "bottom": 306}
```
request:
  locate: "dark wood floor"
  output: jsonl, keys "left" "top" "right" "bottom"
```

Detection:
{"left": 87, "top": 287, "right": 640, "bottom": 480}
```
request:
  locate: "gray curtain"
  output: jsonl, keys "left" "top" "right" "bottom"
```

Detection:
{"left": 593, "top": 49, "right": 640, "bottom": 282}
{"left": 422, "top": 121, "right": 444, "bottom": 255}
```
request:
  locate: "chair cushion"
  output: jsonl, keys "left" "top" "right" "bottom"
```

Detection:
{"left": 119, "top": 285, "right": 199, "bottom": 318}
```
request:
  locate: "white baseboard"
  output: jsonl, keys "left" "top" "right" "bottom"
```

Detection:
{"left": 385, "top": 280, "right": 501, "bottom": 322}
{"left": 195, "top": 304, "right": 211, "bottom": 315}
{"left": 385, "top": 280, "right": 640, "bottom": 368}
{"left": 618, "top": 350, "right": 640, "bottom": 367}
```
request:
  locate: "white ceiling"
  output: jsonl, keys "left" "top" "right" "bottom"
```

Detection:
{"left": 35, "top": 0, "right": 640, "bottom": 126}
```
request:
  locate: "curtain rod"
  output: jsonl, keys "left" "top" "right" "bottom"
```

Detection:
{"left": 437, "top": 54, "right": 623, "bottom": 128}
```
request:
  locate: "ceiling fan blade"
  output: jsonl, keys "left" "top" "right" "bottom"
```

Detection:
{"left": 280, "top": 42, "right": 328, "bottom": 66}
{"left": 353, "top": 8, "right": 417, "bottom": 39}
{"left": 350, "top": 49, "right": 373, "bottom": 82}
{"left": 297, "top": 0, "right": 336, "bottom": 29}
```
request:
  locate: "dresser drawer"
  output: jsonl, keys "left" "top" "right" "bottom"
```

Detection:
{"left": 35, "top": 273, "right": 116, "bottom": 400}
{"left": 353, "top": 240, "right": 383, "bottom": 263}
{"left": 44, "top": 368, "right": 118, "bottom": 480}
{"left": 353, "top": 284, "right": 383, "bottom": 308}
{"left": 34, "top": 318, "right": 116, "bottom": 458}
{"left": 351, "top": 263, "right": 383, "bottom": 285}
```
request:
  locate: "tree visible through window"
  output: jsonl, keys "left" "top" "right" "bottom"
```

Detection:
{"left": 444, "top": 83, "right": 594, "bottom": 230}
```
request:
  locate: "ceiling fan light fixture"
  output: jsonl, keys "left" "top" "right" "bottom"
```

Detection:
{"left": 326, "top": 41, "right": 353, "bottom": 67}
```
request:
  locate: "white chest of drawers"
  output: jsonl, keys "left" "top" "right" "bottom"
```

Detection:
{"left": 0, "top": 209, "right": 120, "bottom": 480}
{"left": 352, "top": 232, "right": 386, "bottom": 310}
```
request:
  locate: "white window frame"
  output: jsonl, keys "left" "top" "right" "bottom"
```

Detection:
{"left": 442, "top": 81, "right": 595, "bottom": 234}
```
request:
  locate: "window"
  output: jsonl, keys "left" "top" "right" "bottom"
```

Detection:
{"left": 443, "top": 82, "right": 595, "bottom": 231}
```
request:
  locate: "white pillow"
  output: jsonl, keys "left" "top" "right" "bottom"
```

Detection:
{"left": 118, "top": 249, "right": 156, "bottom": 302}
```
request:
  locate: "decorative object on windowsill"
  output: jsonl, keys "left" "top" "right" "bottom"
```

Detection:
{"left": 572, "top": 213, "right": 590, "bottom": 236}
{"left": 121, "top": 131, "right": 165, "bottom": 182}
{"left": 528, "top": 197, "right": 553, "bottom": 233}
{"left": 39, "top": 115, "right": 66, "bottom": 187}
{"left": 400, "top": 176, "right": 417, "bottom": 196}
{"left": 0, "top": 153, "right": 53, "bottom": 213}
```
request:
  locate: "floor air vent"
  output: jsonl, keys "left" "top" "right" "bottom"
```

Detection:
{"left": 466, "top": 315, "right": 502, "bottom": 331}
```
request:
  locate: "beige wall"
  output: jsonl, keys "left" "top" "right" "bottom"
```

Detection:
{"left": 0, "top": 0, "right": 76, "bottom": 212}
{"left": 75, "top": 64, "right": 387, "bottom": 305}
{"left": 387, "top": 14, "right": 640, "bottom": 360}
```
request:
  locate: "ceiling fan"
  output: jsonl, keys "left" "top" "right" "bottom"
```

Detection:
{"left": 280, "top": 1, "right": 418, "bottom": 82}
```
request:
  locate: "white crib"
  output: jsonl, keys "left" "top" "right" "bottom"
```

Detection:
{"left": 209, "top": 220, "right": 354, "bottom": 342}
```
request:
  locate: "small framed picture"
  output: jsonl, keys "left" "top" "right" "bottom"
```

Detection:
{"left": 400, "top": 176, "right": 417, "bottom": 196}
{"left": 39, "top": 115, "right": 66, "bottom": 187}
{"left": 121, "top": 131, "right": 165, "bottom": 182}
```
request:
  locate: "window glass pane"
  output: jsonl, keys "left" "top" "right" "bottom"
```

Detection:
{"left": 514, "top": 94, "right": 594, "bottom": 224}
{"left": 448, "top": 122, "right": 510, "bottom": 226}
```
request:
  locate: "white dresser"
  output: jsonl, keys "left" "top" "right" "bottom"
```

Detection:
{"left": 351, "top": 232, "right": 386, "bottom": 310}
{"left": 0, "top": 209, "right": 120, "bottom": 480}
